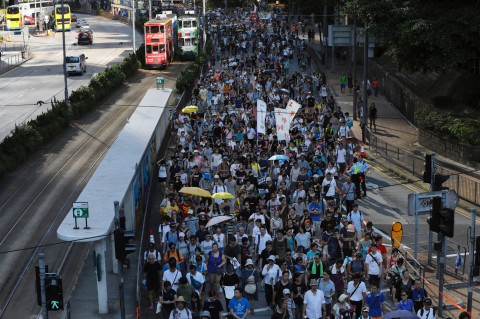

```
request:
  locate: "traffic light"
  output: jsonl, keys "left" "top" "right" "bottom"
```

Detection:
{"left": 473, "top": 236, "right": 480, "bottom": 276}
{"left": 45, "top": 273, "right": 63, "bottom": 311}
{"left": 427, "top": 197, "right": 442, "bottom": 233}
{"left": 422, "top": 154, "right": 432, "bottom": 183}
{"left": 433, "top": 174, "right": 450, "bottom": 191}
{"left": 438, "top": 207, "right": 455, "bottom": 238}
{"left": 35, "top": 264, "right": 48, "bottom": 306}
{"left": 114, "top": 229, "right": 136, "bottom": 264}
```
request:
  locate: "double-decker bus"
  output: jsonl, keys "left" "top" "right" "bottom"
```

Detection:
{"left": 54, "top": 4, "right": 71, "bottom": 31}
{"left": 5, "top": 5, "right": 22, "bottom": 30}
{"left": 6, "top": 0, "right": 55, "bottom": 30}
{"left": 177, "top": 11, "right": 199, "bottom": 60}
{"left": 144, "top": 14, "right": 177, "bottom": 69}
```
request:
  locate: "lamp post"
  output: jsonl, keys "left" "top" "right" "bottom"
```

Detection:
{"left": 61, "top": 0, "right": 68, "bottom": 102}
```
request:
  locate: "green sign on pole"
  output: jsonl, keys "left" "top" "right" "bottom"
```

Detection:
{"left": 156, "top": 76, "right": 165, "bottom": 89}
{"left": 72, "top": 202, "right": 89, "bottom": 218}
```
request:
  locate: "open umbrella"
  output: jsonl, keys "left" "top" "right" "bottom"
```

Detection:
{"left": 212, "top": 192, "right": 235, "bottom": 199}
{"left": 279, "top": 88, "right": 290, "bottom": 93}
{"left": 206, "top": 215, "right": 235, "bottom": 228}
{"left": 179, "top": 187, "right": 211, "bottom": 198}
{"left": 269, "top": 155, "right": 290, "bottom": 161}
{"left": 383, "top": 310, "right": 419, "bottom": 319}
{"left": 182, "top": 105, "right": 198, "bottom": 113}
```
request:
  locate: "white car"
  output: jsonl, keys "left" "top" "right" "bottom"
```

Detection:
{"left": 75, "top": 19, "right": 88, "bottom": 28}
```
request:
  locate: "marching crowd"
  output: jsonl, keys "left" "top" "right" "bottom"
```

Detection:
{"left": 141, "top": 6, "right": 438, "bottom": 319}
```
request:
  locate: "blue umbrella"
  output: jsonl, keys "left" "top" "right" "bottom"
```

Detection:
{"left": 383, "top": 310, "right": 419, "bottom": 319}
{"left": 268, "top": 155, "right": 290, "bottom": 161}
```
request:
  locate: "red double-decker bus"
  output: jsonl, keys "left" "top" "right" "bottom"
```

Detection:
{"left": 144, "top": 14, "right": 177, "bottom": 69}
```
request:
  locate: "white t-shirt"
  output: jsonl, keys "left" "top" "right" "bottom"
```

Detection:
{"left": 417, "top": 307, "right": 436, "bottom": 319}
{"left": 169, "top": 308, "right": 192, "bottom": 319}
{"left": 256, "top": 233, "right": 272, "bottom": 253}
{"left": 336, "top": 148, "right": 347, "bottom": 163}
{"left": 346, "top": 280, "right": 367, "bottom": 302}
{"left": 365, "top": 251, "right": 383, "bottom": 275}
{"left": 163, "top": 269, "right": 181, "bottom": 291}
{"left": 186, "top": 271, "right": 205, "bottom": 294}
{"left": 304, "top": 289, "right": 326, "bottom": 319}
{"left": 212, "top": 233, "right": 225, "bottom": 249}
{"left": 322, "top": 178, "right": 337, "bottom": 197}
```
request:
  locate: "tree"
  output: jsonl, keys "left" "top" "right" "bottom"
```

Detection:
{"left": 343, "top": 0, "right": 480, "bottom": 72}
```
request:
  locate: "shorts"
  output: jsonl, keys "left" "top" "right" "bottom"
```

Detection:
{"left": 340, "top": 84, "right": 346, "bottom": 88}
{"left": 158, "top": 177, "right": 167, "bottom": 182}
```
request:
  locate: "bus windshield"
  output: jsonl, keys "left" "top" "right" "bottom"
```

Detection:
{"left": 56, "top": 7, "right": 68, "bottom": 14}
{"left": 7, "top": 7, "right": 20, "bottom": 14}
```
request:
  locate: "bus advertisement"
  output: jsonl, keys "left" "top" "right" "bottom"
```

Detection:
{"left": 144, "top": 14, "right": 176, "bottom": 69}
{"left": 54, "top": 4, "right": 71, "bottom": 31}
{"left": 177, "top": 12, "right": 199, "bottom": 60}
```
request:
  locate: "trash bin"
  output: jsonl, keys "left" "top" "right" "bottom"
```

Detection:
{"left": 21, "top": 51, "right": 26, "bottom": 59}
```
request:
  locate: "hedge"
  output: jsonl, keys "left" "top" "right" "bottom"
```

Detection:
{"left": 0, "top": 53, "right": 141, "bottom": 178}
{"left": 175, "top": 38, "right": 212, "bottom": 94}
{"left": 415, "top": 109, "right": 480, "bottom": 145}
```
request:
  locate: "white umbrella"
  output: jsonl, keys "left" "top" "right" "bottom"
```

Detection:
{"left": 205, "top": 216, "right": 235, "bottom": 228}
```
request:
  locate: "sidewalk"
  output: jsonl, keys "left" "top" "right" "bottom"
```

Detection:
{"left": 305, "top": 32, "right": 480, "bottom": 319}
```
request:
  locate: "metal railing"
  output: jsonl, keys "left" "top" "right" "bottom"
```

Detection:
{"left": 0, "top": 46, "right": 31, "bottom": 73}
{"left": 367, "top": 129, "right": 480, "bottom": 207}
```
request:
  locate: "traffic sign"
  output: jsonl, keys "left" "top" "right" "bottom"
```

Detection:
{"left": 407, "top": 190, "right": 458, "bottom": 215}
{"left": 72, "top": 202, "right": 89, "bottom": 218}
{"left": 13, "top": 31, "right": 21, "bottom": 35}
{"left": 156, "top": 76, "right": 165, "bottom": 84}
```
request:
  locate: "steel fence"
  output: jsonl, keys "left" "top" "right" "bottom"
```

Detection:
{"left": 367, "top": 130, "right": 480, "bottom": 207}
{"left": 0, "top": 46, "right": 31, "bottom": 73}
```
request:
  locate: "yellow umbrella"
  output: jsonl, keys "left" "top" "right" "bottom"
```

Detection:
{"left": 182, "top": 105, "right": 198, "bottom": 113}
{"left": 212, "top": 192, "right": 235, "bottom": 199}
{"left": 179, "top": 187, "right": 212, "bottom": 198}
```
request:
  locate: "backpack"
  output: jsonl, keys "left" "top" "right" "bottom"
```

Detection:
{"left": 144, "top": 250, "right": 161, "bottom": 261}
{"left": 348, "top": 211, "right": 363, "bottom": 220}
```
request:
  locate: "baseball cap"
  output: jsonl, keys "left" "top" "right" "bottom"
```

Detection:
{"left": 283, "top": 288, "right": 291, "bottom": 295}
{"left": 267, "top": 255, "right": 276, "bottom": 261}
{"left": 148, "top": 243, "right": 155, "bottom": 248}
{"left": 362, "top": 307, "right": 369, "bottom": 312}
{"left": 424, "top": 298, "right": 432, "bottom": 305}
{"left": 214, "top": 175, "right": 220, "bottom": 179}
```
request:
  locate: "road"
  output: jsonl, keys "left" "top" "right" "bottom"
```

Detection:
{"left": 0, "top": 14, "right": 149, "bottom": 319}
{"left": 0, "top": 14, "right": 143, "bottom": 142}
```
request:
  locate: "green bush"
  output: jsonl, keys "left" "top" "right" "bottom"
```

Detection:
{"left": 416, "top": 109, "right": 480, "bottom": 145}
{"left": 0, "top": 53, "right": 140, "bottom": 178}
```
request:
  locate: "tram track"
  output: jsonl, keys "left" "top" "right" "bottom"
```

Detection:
{"left": 0, "top": 71, "right": 157, "bottom": 318}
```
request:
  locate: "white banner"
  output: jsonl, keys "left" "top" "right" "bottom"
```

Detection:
{"left": 286, "top": 99, "right": 301, "bottom": 121}
{"left": 256, "top": 99, "right": 267, "bottom": 134}
{"left": 274, "top": 107, "right": 290, "bottom": 141}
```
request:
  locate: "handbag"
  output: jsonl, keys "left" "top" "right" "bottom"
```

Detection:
{"left": 156, "top": 302, "right": 162, "bottom": 314}
{"left": 245, "top": 272, "right": 257, "bottom": 294}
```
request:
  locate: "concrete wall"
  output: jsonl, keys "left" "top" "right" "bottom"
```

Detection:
{"left": 418, "top": 128, "right": 480, "bottom": 166}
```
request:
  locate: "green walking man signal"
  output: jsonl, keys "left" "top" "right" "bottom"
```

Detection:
{"left": 45, "top": 273, "right": 64, "bottom": 311}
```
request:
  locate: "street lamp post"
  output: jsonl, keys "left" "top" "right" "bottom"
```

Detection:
{"left": 61, "top": 0, "right": 68, "bottom": 102}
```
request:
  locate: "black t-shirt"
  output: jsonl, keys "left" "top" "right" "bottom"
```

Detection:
{"left": 320, "top": 218, "right": 336, "bottom": 233}
{"left": 243, "top": 196, "right": 259, "bottom": 211}
{"left": 160, "top": 287, "right": 176, "bottom": 312}
{"left": 274, "top": 281, "right": 292, "bottom": 303}
{"left": 291, "top": 281, "right": 308, "bottom": 305}
{"left": 203, "top": 299, "right": 224, "bottom": 319}
{"left": 191, "top": 171, "right": 202, "bottom": 187}
{"left": 260, "top": 248, "right": 278, "bottom": 266}
{"left": 224, "top": 244, "right": 240, "bottom": 260}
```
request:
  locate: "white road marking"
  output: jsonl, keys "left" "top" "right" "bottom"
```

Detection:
{"left": 30, "top": 87, "right": 36, "bottom": 91}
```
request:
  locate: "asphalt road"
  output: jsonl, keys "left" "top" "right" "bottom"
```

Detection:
{"left": 0, "top": 13, "right": 143, "bottom": 142}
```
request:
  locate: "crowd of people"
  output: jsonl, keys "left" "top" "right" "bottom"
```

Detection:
{"left": 141, "top": 6, "right": 440, "bottom": 319}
